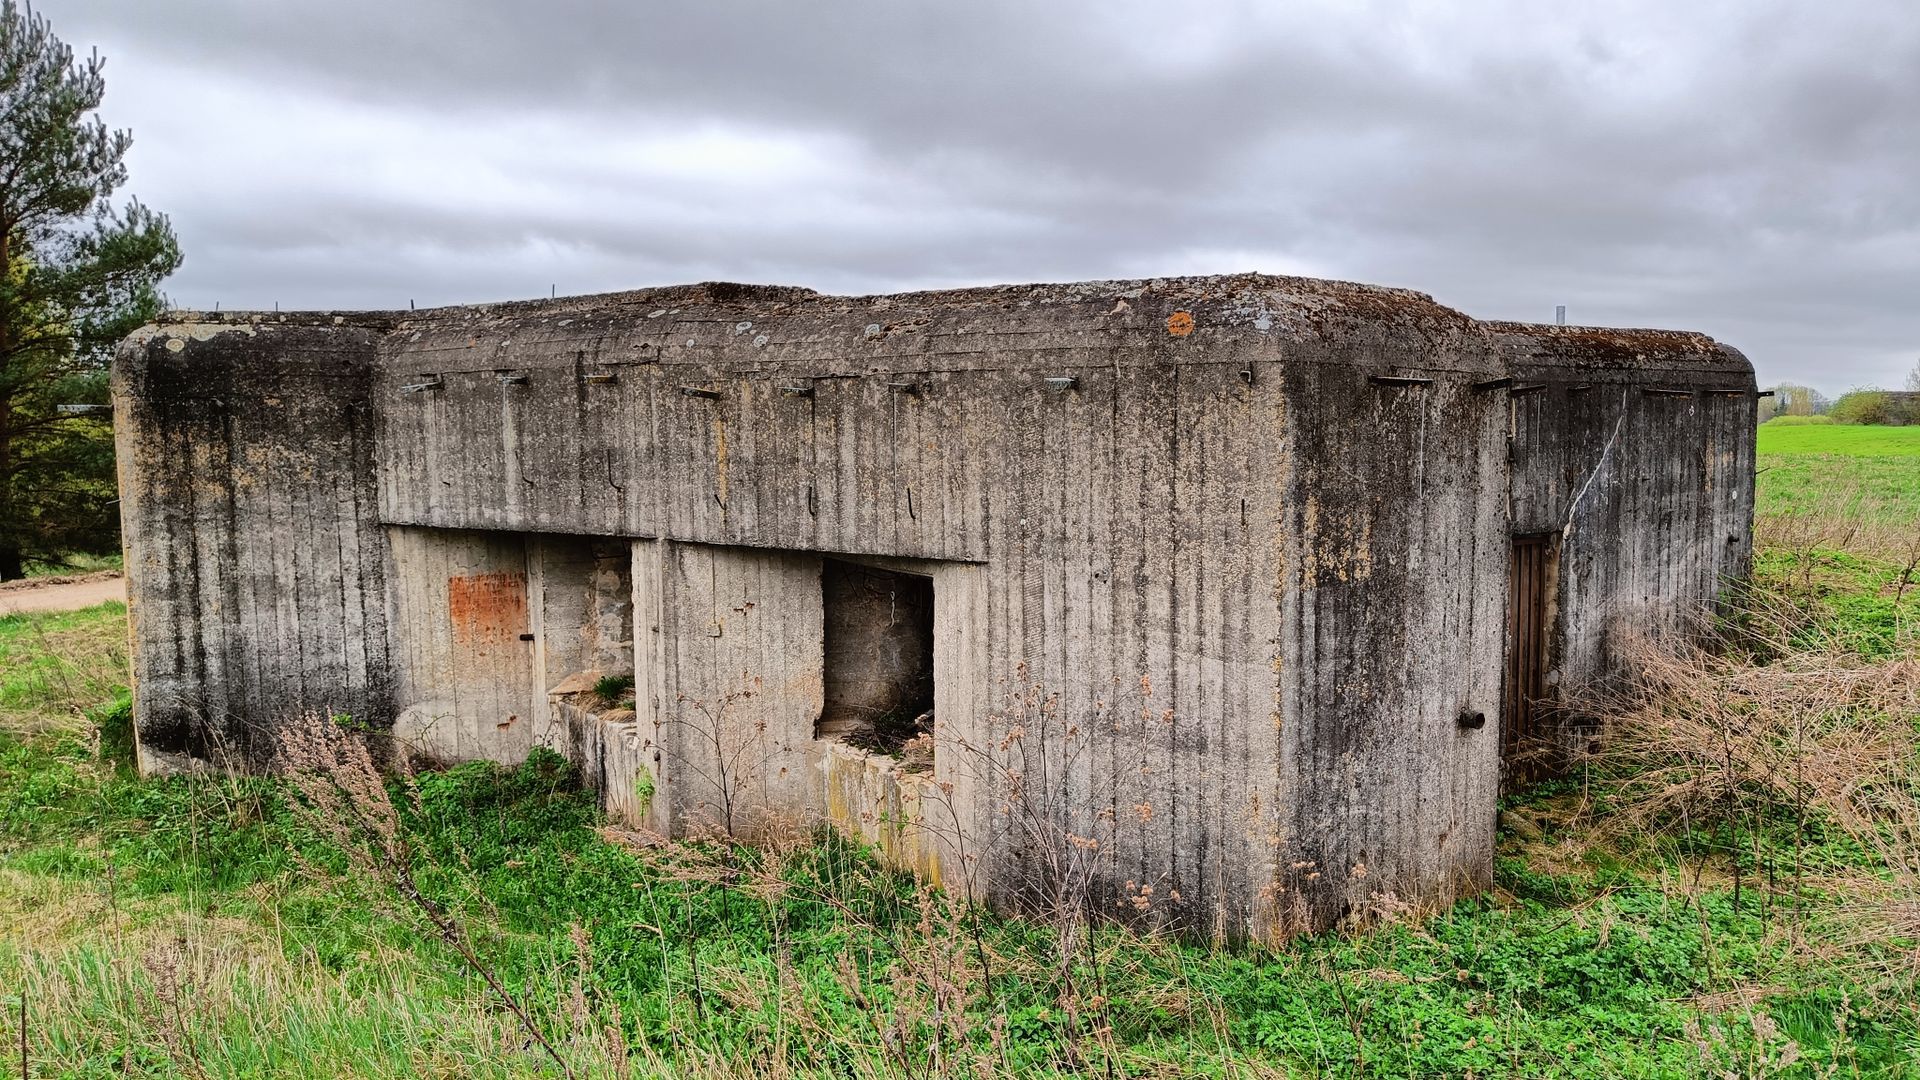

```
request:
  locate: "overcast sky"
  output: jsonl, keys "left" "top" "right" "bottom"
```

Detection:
{"left": 45, "top": 0, "right": 1920, "bottom": 392}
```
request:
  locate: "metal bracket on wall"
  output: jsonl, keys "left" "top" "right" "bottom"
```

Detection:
{"left": 1510, "top": 384, "right": 1548, "bottom": 396}
{"left": 1043, "top": 376, "right": 1077, "bottom": 392}
{"left": 1369, "top": 375, "right": 1433, "bottom": 387}
{"left": 779, "top": 383, "right": 815, "bottom": 398}
{"left": 680, "top": 386, "right": 722, "bottom": 400}
{"left": 1470, "top": 377, "right": 1514, "bottom": 392}
{"left": 1644, "top": 387, "right": 1695, "bottom": 398}
{"left": 497, "top": 372, "right": 529, "bottom": 385}
{"left": 887, "top": 381, "right": 922, "bottom": 395}
{"left": 584, "top": 372, "right": 618, "bottom": 385}
{"left": 400, "top": 377, "right": 443, "bottom": 394}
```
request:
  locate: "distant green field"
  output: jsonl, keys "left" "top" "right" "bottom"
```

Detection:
{"left": 1755, "top": 423, "right": 1920, "bottom": 540}
{"left": 1756, "top": 421, "right": 1920, "bottom": 457}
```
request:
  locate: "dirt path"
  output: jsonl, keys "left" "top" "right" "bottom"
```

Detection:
{"left": 0, "top": 571, "right": 127, "bottom": 616}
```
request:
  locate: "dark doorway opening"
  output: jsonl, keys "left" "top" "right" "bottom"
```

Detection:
{"left": 818, "top": 559, "right": 934, "bottom": 754}
{"left": 1503, "top": 532, "right": 1554, "bottom": 780}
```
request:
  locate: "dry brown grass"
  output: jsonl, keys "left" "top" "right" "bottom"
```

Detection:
{"left": 1566, "top": 601, "right": 1920, "bottom": 992}
{"left": 1759, "top": 495, "right": 1920, "bottom": 568}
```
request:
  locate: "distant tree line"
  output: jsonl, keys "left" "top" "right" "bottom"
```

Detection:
{"left": 1757, "top": 383, "right": 1830, "bottom": 422}
{"left": 1827, "top": 388, "right": 1920, "bottom": 426}
{"left": 1759, "top": 360, "right": 1920, "bottom": 427}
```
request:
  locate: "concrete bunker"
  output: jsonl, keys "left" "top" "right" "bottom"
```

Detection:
{"left": 111, "top": 273, "right": 1756, "bottom": 941}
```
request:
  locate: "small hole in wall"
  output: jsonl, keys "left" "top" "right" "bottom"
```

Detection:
{"left": 818, "top": 558, "right": 934, "bottom": 757}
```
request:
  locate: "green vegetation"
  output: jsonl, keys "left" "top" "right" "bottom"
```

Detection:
{"left": 3, "top": 436, "right": 1918, "bottom": 1077}
{"left": 592, "top": 673, "right": 637, "bottom": 710}
{"left": 17, "top": 550, "right": 122, "bottom": 578}
{"left": 1828, "top": 390, "right": 1920, "bottom": 428}
{"left": 1752, "top": 420, "right": 1917, "bottom": 658}
{"left": 1756, "top": 422, "right": 1920, "bottom": 458}
{"left": 1756, "top": 423, "right": 1920, "bottom": 558}
{"left": 0, "top": 1, "right": 181, "bottom": 581}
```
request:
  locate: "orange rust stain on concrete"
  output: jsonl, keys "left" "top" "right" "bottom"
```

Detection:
{"left": 1166, "top": 310, "right": 1195, "bottom": 337}
{"left": 448, "top": 572, "right": 528, "bottom": 646}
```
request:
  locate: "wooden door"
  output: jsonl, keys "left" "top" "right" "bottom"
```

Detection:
{"left": 1503, "top": 533, "right": 1553, "bottom": 777}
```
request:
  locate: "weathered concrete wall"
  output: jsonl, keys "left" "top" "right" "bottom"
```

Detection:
{"left": 1496, "top": 324, "right": 1757, "bottom": 753}
{"left": 557, "top": 694, "right": 945, "bottom": 883}
{"left": 112, "top": 320, "right": 393, "bottom": 767}
{"left": 387, "top": 526, "right": 537, "bottom": 763}
{"left": 553, "top": 699, "right": 659, "bottom": 829}
{"left": 633, "top": 540, "right": 826, "bottom": 837}
{"left": 356, "top": 277, "right": 1518, "bottom": 938}
{"left": 528, "top": 536, "right": 596, "bottom": 712}
{"left": 112, "top": 273, "right": 1755, "bottom": 941}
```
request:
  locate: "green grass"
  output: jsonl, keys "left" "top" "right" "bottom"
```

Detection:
{"left": 1757, "top": 422, "right": 1920, "bottom": 457}
{"left": 17, "top": 550, "right": 123, "bottom": 578}
{"left": 0, "top": 601, "right": 128, "bottom": 734}
{"left": 3, "top": 589, "right": 1917, "bottom": 1075}
{"left": 1746, "top": 549, "right": 1919, "bottom": 658}
{"left": 591, "top": 672, "right": 637, "bottom": 710}
{"left": 1756, "top": 423, "right": 1920, "bottom": 543}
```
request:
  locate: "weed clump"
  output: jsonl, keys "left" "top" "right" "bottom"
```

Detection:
{"left": 592, "top": 673, "right": 636, "bottom": 711}
{"left": 88, "top": 689, "right": 134, "bottom": 770}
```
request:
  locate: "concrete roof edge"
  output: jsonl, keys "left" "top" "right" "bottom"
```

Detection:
{"left": 163, "top": 272, "right": 1460, "bottom": 325}
{"left": 1485, "top": 320, "right": 1752, "bottom": 378}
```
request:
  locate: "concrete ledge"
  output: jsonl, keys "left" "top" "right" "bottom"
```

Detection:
{"left": 551, "top": 694, "right": 946, "bottom": 884}
{"left": 817, "top": 739, "right": 945, "bottom": 887}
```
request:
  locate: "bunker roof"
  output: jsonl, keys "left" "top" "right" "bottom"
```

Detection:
{"left": 131, "top": 273, "right": 1750, "bottom": 382}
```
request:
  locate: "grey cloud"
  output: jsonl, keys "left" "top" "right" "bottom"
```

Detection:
{"left": 40, "top": 0, "right": 1920, "bottom": 390}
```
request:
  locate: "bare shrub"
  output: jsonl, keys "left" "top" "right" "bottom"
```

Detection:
{"left": 272, "top": 712, "right": 576, "bottom": 1077}
{"left": 663, "top": 674, "right": 773, "bottom": 841}
{"left": 1757, "top": 476, "right": 1920, "bottom": 567}
{"left": 1572, "top": 618, "right": 1920, "bottom": 985}
{"left": 597, "top": 662, "right": 1238, "bottom": 1077}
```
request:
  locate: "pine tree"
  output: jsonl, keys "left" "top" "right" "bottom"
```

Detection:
{"left": 0, "top": 1, "right": 180, "bottom": 580}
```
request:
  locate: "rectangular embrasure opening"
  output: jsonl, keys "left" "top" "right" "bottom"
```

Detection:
{"left": 818, "top": 558, "right": 934, "bottom": 755}
{"left": 531, "top": 537, "right": 634, "bottom": 699}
